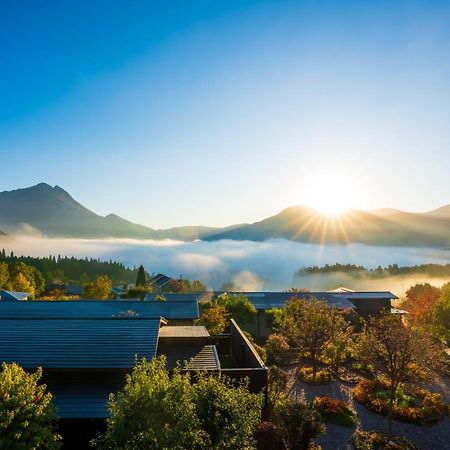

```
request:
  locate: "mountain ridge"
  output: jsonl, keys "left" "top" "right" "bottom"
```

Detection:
{"left": 0, "top": 184, "right": 449, "bottom": 247}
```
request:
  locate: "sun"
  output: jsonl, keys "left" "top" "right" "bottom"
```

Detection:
{"left": 303, "top": 173, "right": 360, "bottom": 216}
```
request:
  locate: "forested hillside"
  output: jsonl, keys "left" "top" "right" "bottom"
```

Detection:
{"left": 0, "top": 250, "right": 137, "bottom": 286}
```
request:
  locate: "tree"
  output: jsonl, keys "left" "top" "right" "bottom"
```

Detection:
{"left": 355, "top": 313, "right": 444, "bottom": 438}
{"left": 267, "top": 366, "right": 288, "bottom": 418}
{"left": 84, "top": 275, "right": 112, "bottom": 299}
{"left": 277, "top": 298, "right": 347, "bottom": 381}
{"left": 0, "top": 363, "right": 61, "bottom": 449}
{"left": 11, "top": 272, "right": 34, "bottom": 295}
{"left": 434, "top": 282, "right": 450, "bottom": 344}
{"left": 193, "top": 373, "right": 262, "bottom": 449}
{"left": 196, "top": 304, "right": 228, "bottom": 335}
{"left": 93, "top": 357, "right": 262, "bottom": 450}
{"left": 402, "top": 283, "right": 441, "bottom": 327}
{"left": 216, "top": 294, "right": 257, "bottom": 325}
{"left": 0, "top": 261, "right": 9, "bottom": 289}
{"left": 275, "top": 402, "right": 325, "bottom": 450}
{"left": 135, "top": 265, "right": 147, "bottom": 287}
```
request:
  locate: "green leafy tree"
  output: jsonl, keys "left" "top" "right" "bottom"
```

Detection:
{"left": 135, "top": 265, "right": 147, "bottom": 287}
{"left": 93, "top": 357, "right": 262, "bottom": 450}
{"left": 277, "top": 298, "right": 347, "bottom": 381}
{"left": 355, "top": 313, "right": 444, "bottom": 439}
{"left": 275, "top": 401, "right": 325, "bottom": 450}
{"left": 267, "top": 366, "right": 288, "bottom": 418}
{"left": 193, "top": 373, "right": 262, "bottom": 449}
{"left": 0, "top": 363, "right": 61, "bottom": 449}
{"left": 11, "top": 272, "right": 34, "bottom": 295}
{"left": 216, "top": 294, "right": 257, "bottom": 325}
{"left": 434, "top": 282, "right": 450, "bottom": 344}
{"left": 197, "top": 303, "right": 228, "bottom": 335}
{"left": 0, "top": 261, "right": 9, "bottom": 289}
{"left": 84, "top": 275, "right": 112, "bottom": 299}
{"left": 6, "top": 262, "right": 45, "bottom": 296}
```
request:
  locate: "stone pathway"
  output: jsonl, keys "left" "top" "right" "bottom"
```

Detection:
{"left": 283, "top": 367, "right": 450, "bottom": 450}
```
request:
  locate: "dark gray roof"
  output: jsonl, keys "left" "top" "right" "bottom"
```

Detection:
{"left": 0, "top": 290, "right": 31, "bottom": 301}
{"left": 0, "top": 318, "right": 160, "bottom": 369}
{"left": 0, "top": 299, "right": 199, "bottom": 320}
{"left": 147, "top": 273, "right": 174, "bottom": 288}
{"left": 235, "top": 292, "right": 355, "bottom": 310}
{"left": 159, "top": 325, "right": 210, "bottom": 338}
{"left": 158, "top": 344, "right": 220, "bottom": 370}
{"left": 343, "top": 291, "right": 399, "bottom": 300}
{"left": 144, "top": 292, "right": 212, "bottom": 303}
{"left": 216, "top": 291, "right": 398, "bottom": 310}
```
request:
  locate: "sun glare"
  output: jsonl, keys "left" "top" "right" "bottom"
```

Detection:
{"left": 303, "top": 174, "right": 360, "bottom": 216}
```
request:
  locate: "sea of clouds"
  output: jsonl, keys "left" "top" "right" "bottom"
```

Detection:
{"left": 1, "top": 234, "right": 449, "bottom": 295}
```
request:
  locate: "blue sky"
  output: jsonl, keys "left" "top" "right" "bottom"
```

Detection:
{"left": 1, "top": 0, "right": 450, "bottom": 228}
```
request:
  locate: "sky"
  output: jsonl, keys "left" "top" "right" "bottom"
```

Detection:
{"left": 1, "top": 0, "right": 450, "bottom": 228}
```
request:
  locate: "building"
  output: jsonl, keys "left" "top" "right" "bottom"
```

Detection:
{"left": 146, "top": 273, "right": 181, "bottom": 291}
{"left": 0, "top": 290, "right": 31, "bottom": 301}
{"left": 148, "top": 290, "right": 398, "bottom": 338}
{"left": 0, "top": 300, "right": 266, "bottom": 448}
{"left": 221, "top": 290, "right": 398, "bottom": 337}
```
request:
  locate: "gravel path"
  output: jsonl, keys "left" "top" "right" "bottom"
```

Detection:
{"left": 283, "top": 367, "right": 450, "bottom": 450}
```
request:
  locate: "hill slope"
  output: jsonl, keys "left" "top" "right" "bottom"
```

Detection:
{"left": 0, "top": 184, "right": 220, "bottom": 240}
{"left": 205, "top": 206, "right": 450, "bottom": 247}
{"left": 0, "top": 184, "right": 449, "bottom": 247}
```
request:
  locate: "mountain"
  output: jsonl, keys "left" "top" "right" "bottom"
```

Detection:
{"left": 426, "top": 204, "right": 450, "bottom": 218}
{"left": 205, "top": 205, "right": 450, "bottom": 247}
{"left": 0, "top": 184, "right": 449, "bottom": 247}
{"left": 0, "top": 183, "right": 223, "bottom": 240}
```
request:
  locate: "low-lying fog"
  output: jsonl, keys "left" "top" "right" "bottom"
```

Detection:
{"left": 1, "top": 235, "right": 449, "bottom": 296}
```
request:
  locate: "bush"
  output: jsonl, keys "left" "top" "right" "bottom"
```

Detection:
{"left": 298, "top": 367, "right": 332, "bottom": 385}
{"left": 312, "top": 397, "right": 357, "bottom": 427}
{"left": 254, "top": 421, "right": 286, "bottom": 450}
{"left": 267, "top": 367, "right": 288, "bottom": 418}
{"left": 275, "top": 401, "right": 325, "bottom": 450}
{"left": 93, "top": 357, "right": 262, "bottom": 450}
{"left": 352, "top": 430, "right": 418, "bottom": 450}
{"left": 0, "top": 363, "right": 61, "bottom": 449}
{"left": 353, "top": 379, "right": 449, "bottom": 424}
{"left": 266, "top": 334, "right": 290, "bottom": 365}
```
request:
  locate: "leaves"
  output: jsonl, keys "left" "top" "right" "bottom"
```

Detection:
{"left": 0, "top": 363, "right": 61, "bottom": 449}
{"left": 93, "top": 357, "right": 262, "bottom": 450}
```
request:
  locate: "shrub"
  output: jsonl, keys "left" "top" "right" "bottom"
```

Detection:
{"left": 275, "top": 401, "right": 325, "bottom": 450}
{"left": 0, "top": 362, "right": 61, "bottom": 449}
{"left": 353, "top": 379, "right": 449, "bottom": 424}
{"left": 267, "top": 366, "right": 288, "bottom": 418}
{"left": 298, "top": 367, "right": 332, "bottom": 385}
{"left": 266, "top": 334, "right": 290, "bottom": 365}
{"left": 352, "top": 430, "right": 418, "bottom": 450}
{"left": 254, "top": 421, "right": 286, "bottom": 450}
{"left": 93, "top": 357, "right": 262, "bottom": 450}
{"left": 312, "top": 397, "right": 357, "bottom": 427}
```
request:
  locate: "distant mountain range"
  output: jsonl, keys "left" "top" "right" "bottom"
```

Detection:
{"left": 0, "top": 183, "right": 449, "bottom": 247}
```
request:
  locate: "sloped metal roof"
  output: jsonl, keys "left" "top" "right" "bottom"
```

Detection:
{"left": 343, "top": 291, "right": 399, "bottom": 300}
{"left": 0, "top": 299, "right": 199, "bottom": 320}
{"left": 159, "top": 325, "right": 210, "bottom": 338}
{"left": 158, "top": 344, "right": 220, "bottom": 370}
{"left": 0, "top": 290, "right": 31, "bottom": 301}
{"left": 237, "top": 292, "right": 356, "bottom": 310}
{"left": 144, "top": 292, "right": 213, "bottom": 303}
{"left": 0, "top": 318, "right": 160, "bottom": 369}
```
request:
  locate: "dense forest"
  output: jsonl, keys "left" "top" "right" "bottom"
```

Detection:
{"left": 0, "top": 249, "right": 137, "bottom": 285}
{"left": 297, "top": 263, "right": 450, "bottom": 278}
